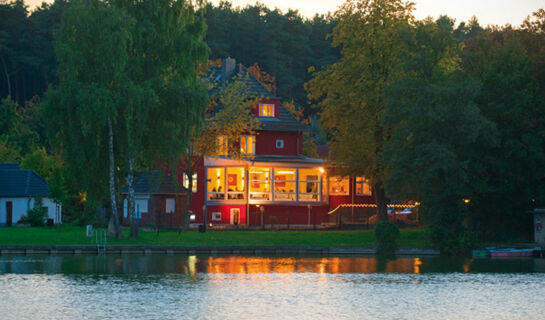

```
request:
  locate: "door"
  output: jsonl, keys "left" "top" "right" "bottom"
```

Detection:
{"left": 6, "top": 201, "right": 13, "bottom": 227}
{"left": 230, "top": 208, "right": 240, "bottom": 225}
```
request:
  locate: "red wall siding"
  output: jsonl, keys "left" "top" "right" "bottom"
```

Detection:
{"left": 256, "top": 130, "right": 300, "bottom": 156}
{"left": 205, "top": 205, "right": 247, "bottom": 225}
{"left": 248, "top": 204, "right": 329, "bottom": 225}
{"left": 178, "top": 158, "right": 206, "bottom": 222}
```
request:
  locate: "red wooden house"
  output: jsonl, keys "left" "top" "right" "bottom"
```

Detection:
{"left": 179, "top": 58, "right": 376, "bottom": 227}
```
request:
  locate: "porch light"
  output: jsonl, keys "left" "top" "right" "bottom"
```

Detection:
{"left": 318, "top": 167, "right": 325, "bottom": 174}
{"left": 462, "top": 198, "right": 470, "bottom": 204}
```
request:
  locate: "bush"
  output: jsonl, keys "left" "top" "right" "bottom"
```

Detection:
{"left": 25, "top": 197, "right": 47, "bottom": 226}
{"left": 375, "top": 221, "right": 400, "bottom": 256}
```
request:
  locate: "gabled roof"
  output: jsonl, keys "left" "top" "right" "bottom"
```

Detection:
{"left": 122, "top": 170, "right": 187, "bottom": 195}
{"left": 206, "top": 58, "right": 307, "bottom": 132}
{"left": 0, "top": 163, "right": 49, "bottom": 197}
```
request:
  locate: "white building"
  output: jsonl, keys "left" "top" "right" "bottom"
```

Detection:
{"left": 0, "top": 163, "right": 62, "bottom": 226}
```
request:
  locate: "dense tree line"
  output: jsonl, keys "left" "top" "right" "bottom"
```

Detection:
{"left": 307, "top": 0, "right": 545, "bottom": 252}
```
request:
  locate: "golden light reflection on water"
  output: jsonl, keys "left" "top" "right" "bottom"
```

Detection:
{"left": 185, "top": 256, "right": 426, "bottom": 274}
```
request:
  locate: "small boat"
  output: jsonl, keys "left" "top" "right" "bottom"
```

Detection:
{"left": 489, "top": 248, "right": 535, "bottom": 257}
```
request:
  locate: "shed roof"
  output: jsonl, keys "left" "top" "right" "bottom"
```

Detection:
{"left": 122, "top": 171, "right": 187, "bottom": 195}
{"left": 0, "top": 163, "right": 49, "bottom": 197}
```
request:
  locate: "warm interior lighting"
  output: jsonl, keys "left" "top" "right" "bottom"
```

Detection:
{"left": 276, "top": 170, "right": 294, "bottom": 174}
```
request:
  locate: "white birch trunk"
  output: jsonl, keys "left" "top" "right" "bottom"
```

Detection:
{"left": 107, "top": 118, "right": 121, "bottom": 238}
{"left": 128, "top": 153, "right": 137, "bottom": 238}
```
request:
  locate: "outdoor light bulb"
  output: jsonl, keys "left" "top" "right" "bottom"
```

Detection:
{"left": 319, "top": 167, "right": 325, "bottom": 174}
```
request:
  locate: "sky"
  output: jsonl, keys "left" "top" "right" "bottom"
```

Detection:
{"left": 26, "top": 0, "right": 543, "bottom": 27}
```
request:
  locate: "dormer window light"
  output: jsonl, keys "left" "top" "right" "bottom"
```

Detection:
{"left": 259, "top": 103, "right": 275, "bottom": 117}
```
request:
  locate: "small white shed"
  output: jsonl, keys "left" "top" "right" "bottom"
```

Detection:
{"left": 0, "top": 163, "right": 62, "bottom": 226}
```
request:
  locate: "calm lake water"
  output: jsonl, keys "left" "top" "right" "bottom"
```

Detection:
{"left": 0, "top": 255, "right": 544, "bottom": 320}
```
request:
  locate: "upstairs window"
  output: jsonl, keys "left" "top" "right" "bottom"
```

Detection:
{"left": 183, "top": 173, "right": 197, "bottom": 192}
{"left": 259, "top": 103, "right": 275, "bottom": 117}
{"left": 240, "top": 135, "right": 256, "bottom": 155}
{"left": 217, "top": 135, "right": 228, "bottom": 156}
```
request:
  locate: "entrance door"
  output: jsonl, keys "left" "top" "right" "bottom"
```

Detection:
{"left": 6, "top": 201, "right": 13, "bottom": 227}
{"left": 230, "top": 208, "right": 240, "bottom": 225}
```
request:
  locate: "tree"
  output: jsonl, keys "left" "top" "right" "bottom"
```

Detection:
{"left": 43, "top": 0, "right": 134, "bottom": 238}
{"left": 306, "top": 0, "right": 413, "bottom": 221}
{"left": 179, "top": 72, "right": 260, "bottom": 230}
{"left": 111, "top": 0, "right": 210, "bottom": 237}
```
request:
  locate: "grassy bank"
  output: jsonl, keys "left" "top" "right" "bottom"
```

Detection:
{"left": 0, "top": 225, "right": 431, "bottom": 247}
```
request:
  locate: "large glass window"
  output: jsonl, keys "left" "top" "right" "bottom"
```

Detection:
{"left": 274, "top": 168, "right": 296, "bottom": 201}
{"left": 259, "top": 103, "right": 275, "bottom": 117}
{"left": 240, "top": 135, "right": 256, "bottom": 155}
{"left": 356, "top": 176, "right": 372, "bottom": 196}
{"left": 249, "top": 168, "right": 271, "bottom": 200}
{"left": 208, "top": 168, "right": 225, "bottom": 200}
{"left": 183, "top": 173, "right": 197, "bottom": 192}
{"left": 299, "top": 168, "right": 321, "bottom": 202}
{"left": 227, "top": 168, "right": 245, "bottom": 200}
{"left": 329, "top": 176, "right": 349, "bottom": 195}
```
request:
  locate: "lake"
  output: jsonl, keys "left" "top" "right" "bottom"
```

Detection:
{"left": 0, "top": 255, "right": 544, "bottom": 319}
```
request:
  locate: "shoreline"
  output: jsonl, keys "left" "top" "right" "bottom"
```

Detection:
{"left": 0, "top": 245, "right": 441, "bottom": 256}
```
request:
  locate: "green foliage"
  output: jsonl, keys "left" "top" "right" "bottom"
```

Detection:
{"left": 307, "top": 0, "right": 414, "bottom": 221}
{"left": 375, "top": 221, "right": 400, "bottom": 256}
{"left": 20, "top": 197, "right": 47, "bottom": 227}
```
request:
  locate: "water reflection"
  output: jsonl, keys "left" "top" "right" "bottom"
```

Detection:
{"left": 0, "top": 255, "right": 544, "bottom": 275}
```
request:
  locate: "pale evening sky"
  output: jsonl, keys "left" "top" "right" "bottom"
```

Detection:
{"left": 26, "top": 0, "right": 544, "bottom": 27}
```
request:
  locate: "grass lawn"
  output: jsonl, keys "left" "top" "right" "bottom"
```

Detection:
{"left": 0, "top": 225, "right": 431, "bottom": 247}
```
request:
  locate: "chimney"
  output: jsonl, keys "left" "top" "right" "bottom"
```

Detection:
{"left": 222, "top": 57, "right": 236, "bottom": 80}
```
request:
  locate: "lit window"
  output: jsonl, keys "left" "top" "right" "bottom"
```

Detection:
{"left": 274, "top": 168, "right": 296, "bottom": 201}
{"left": 165, "top": 198, "right": 175, "bottom": 213}
{"left": 217, "top": 135, "right": 228, "bottom": 155}
{"left": 207, "top": 168, "right": 245, "bottom": 201}
{"left": 249, "top": 168, "right": 271, "bottom": 200}
{"left": 298, "top": 168, "right": 321, "bottom": 202}
{"left": 276, "top": 139, "right": 284, "bottom": 149}
{"left": 227, "top": 167, "right": 245, "bottom": 200}
{"left": 240, "top": 135, "right": 256, "bottom": 154}
{"left": 183, "top": 173, "right": 197, "bottom": 192}
{"left": 356, "top": 177, "right": 372, "bottom": 196}
{"left": 259, "top": 103, "right": 275, "bottom": 117}
{"left": 207, "top": 168, "right": 225, "bottom": 200}
{"left": 329, "top": 176, "right": 349, "bottom": 195}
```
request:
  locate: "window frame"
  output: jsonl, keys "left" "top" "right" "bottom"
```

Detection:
{"left": 165, "top": 198, "right": 176, "bottom": 214}
{"left": 298, "top": 169, "right": 322, "bottom": 202}
{"left": 273, "top": 168, "right": 297, "bottom": 202}
{"left": 217, "top": 135, "right": 228, "bottom": 156}
{"left": 249, "top": 168, "right": 272, "bottom": 201}
{"left": 240, "top": 135, "right": 256, "bottom": 155}
{"left": 329, "top": 176, "right": 350, "bottom": 196}
{"left": 258, "top": 103, "right": 275, "bottom": 117}
{"left": 206, "top": 167, "right": 246, "bottom": 202}
{"left": 183, "top": 172, "right": 198, "bottom": 193}
{"left": 355, "top": 176, "right": 372, "bottom": 196}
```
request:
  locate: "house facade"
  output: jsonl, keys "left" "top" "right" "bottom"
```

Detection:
{"left": 181, "top": 58, "right": 376, "bottom": 227}
{"left": 0, "top": 163, "right": 62, "bottom": 226}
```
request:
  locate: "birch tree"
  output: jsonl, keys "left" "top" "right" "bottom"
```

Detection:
{"left": 43, "top": 0, "right": 133, "bottom": 237}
